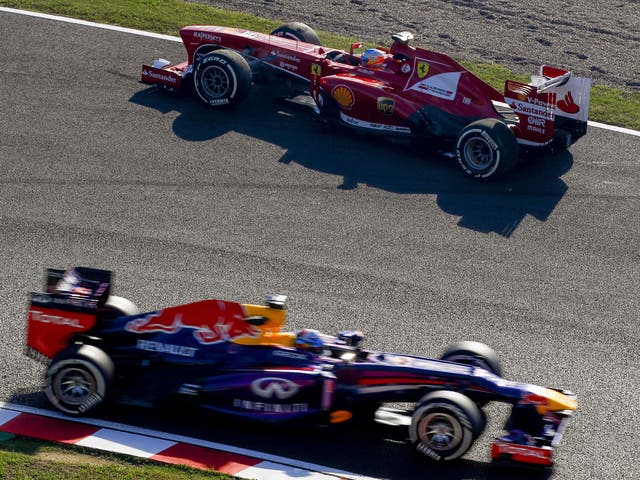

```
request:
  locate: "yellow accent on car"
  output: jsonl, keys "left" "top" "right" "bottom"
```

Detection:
{"left": 535, "top": 387, "right": 578, "bottom": 414}
{"left": 231, "top": 303, "right": 296, "bottom": 347}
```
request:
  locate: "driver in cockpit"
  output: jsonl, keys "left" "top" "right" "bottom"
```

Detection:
{"left": 360, "top": 48, "right": 388, "bottom": 69}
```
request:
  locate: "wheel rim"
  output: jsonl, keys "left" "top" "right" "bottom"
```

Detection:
{"left": 463, "top": 137, "right": 494, "bottom": 171}
{"left": 417, "top": 412, "right": 463, "bottom": 452}
{"left": 54, "top": 367, "right": 96, "bottom": 406}
{"left": 200, "top": 65, "right": 230, "bottom": 99}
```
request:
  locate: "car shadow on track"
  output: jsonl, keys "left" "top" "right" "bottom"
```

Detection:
{"left": 7, "top": 391, "right": 553, "bottom": 480}
{"left": 129, "top": 85, "right": 573, "bottom": 238}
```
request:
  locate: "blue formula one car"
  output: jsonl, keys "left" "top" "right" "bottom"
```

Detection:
{"left": 26, "top": 267, "right": 577, "bottom": 467}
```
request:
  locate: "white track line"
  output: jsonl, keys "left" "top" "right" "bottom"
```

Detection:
{"left": 0, "top": 6, "right": 181, "bottom": 42}
{"left": 1, "top": 6, "right": 638, "bottom": 138}
{"left": 587, "top": 120, "right": 640, "bottom": 137}
{"left": 0, "top": 401, "right": 378, "bottom": 480}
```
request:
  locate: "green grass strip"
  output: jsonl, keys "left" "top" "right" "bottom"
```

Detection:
{"left": 0, "top": 436, "right": 235, "bottom": 480}
{"left": 1, "top": 0, "right": 639, "bottom": 130}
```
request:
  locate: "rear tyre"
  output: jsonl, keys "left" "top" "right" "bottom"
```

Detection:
{"left": 193, "top": 49, "right": 252, "bottom": 108}
{"left": 410, "top": 391, "right": 484, "bottom": 462}
{"left": 45, "top": 345, "right": 114, "bottom": 415}
{"left": 99, "top": 295, "right": 139, "bottom": 320}
{"left": 270, "top": 22, "right": 322, "bottom": 45}
{"left": 455, "top": 119, "right": 518, "bottom": 179}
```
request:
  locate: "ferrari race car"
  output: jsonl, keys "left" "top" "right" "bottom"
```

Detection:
{"left": 140, "top": 22, "right": 591, "bottom": 180}
{"left": 26, "top": 267, "right": 577, "bottom": 467}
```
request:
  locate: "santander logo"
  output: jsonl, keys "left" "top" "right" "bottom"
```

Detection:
{"left": 557, "top": 91, "right": 580, "bottom": 114}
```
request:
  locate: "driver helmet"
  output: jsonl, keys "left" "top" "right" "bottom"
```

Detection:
{"left": 360, "top": 48, "right": 386, "bottom": 68}
{"left": 294, "top": 329, "right": 324, "bottom": 353}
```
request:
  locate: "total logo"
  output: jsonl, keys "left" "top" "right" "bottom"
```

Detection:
{"left": 251, "top": 377, "right": 299, "bottom": 399}
{"left": 29, "top": 310, "right": 83, "bottom": 328}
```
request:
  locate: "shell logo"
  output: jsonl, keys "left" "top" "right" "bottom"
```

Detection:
{"left": 331, "top": 85, "right": 355, "bottom": 109}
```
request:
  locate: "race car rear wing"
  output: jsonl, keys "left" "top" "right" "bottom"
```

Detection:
{"left": 504, "top": 66, "right": 591, "bottom": 147}
{"left": 26, "top": 267, "right": 112, "bottom": 359}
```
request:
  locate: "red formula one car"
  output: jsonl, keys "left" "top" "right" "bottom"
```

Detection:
{"left": 26, "top": 267, "right": 577, "bottom": 468}
{"left": 141, "top": 22, "right": 591, "bottom": 179}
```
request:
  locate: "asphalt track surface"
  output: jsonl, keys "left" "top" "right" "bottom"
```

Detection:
{"left": 0, "top": 8, "right": 639, "bottom": 480}
{"left": 196, "top": 0, "right": 640, "bottom": 91}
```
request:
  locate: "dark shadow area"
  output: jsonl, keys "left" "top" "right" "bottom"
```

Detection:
{"left": 129, "top": 85, "right": 572, "bottom": 237}
{"left": 7, "top": 391, "right": 553, "bottom": 480}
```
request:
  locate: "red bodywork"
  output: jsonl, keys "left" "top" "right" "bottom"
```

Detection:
{"left": 124, "top": 299, "right": 260, "bottom": 344}
{"left": 26, "top": 306, "right": 96, "bottom": 359}
{"left": 141, "top": 26, "right": 591, "bottom": 149}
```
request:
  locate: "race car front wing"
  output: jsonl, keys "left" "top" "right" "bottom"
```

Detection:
{"left": 491, "top": 389, "right": 576, "bottom": 467}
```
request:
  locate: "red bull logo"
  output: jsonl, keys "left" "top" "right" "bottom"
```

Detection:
{"left": 125, "top": 299, "right": 260, "bottom": 344}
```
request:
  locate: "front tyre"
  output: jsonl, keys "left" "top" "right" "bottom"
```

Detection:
{"left": 441, "top": 341, "right": 501, "bottom": 377}
{"left": 45, "top": 345, "right": 114, "bottom": 416}
{"left": 270, "top": 22, "right": 322, "bottom": 45}
{"left": 455, "top": 119, "right": 518, "bottom": 180}
{"left": 193, "top": 50, "right": 252, "bottom": 108}
{"left": 410, "top": 391, "right": 484, "bottom": 462}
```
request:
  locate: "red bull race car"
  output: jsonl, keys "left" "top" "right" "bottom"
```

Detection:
{"left": 140, "top": 22, "right": 591, "bottom": 179}
{"left": 26, "top": 267, "right": 577, "bottom": 468}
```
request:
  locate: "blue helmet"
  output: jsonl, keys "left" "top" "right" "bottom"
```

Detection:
{"left": 295, "top": 329, "right": 324, "bottom": 353}
{"left": 360, "top": 48, "right": 386, "bottom": 68}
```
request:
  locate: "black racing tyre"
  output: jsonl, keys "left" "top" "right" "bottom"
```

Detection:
{"left": 316, "top": 88, "right": 341, "bottom": 124}
{"left": 45, "top": 345, "right": 114, "bottom": 416}
{"left": 193, "top": 49, "right": 252, "bottom": 108}
{"left": 99, "top": 295, "right": 140, "bottom": 320}
{"left": 410, "top": 391, "right": 485, "bottom": 462}
{"left": 441, "top": 341, "right": 502, "bottom": 377}
{"left": 455, "top": 119, "right": 519, "bottom": 180}
{"left": 270, "top": 22, "right": 322, "bottom": 45}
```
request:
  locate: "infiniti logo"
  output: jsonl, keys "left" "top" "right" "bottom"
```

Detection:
{"left": 251, "top": 377, "right": 299, "bottom": 399}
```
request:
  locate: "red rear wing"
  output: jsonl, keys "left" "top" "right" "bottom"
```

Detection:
{"left": 26, "top": 267, "right": 111, "bottom": 359}
{"left": 504, "top": 66, "right": 591, "bottom": 146}
{"left": 504, "top": 80, "right": 556, "bottom": 146}
{"left": 26, "top": 302, "right": 97, "bottom": 358}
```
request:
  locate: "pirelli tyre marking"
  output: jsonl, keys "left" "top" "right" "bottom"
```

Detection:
{"left": 193, "top": 50, "right": 251, "bottom": 108}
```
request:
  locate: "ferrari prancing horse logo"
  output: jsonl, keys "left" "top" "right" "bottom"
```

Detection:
{"left": 417, "top": 61, "right": 429, "bottom": 79}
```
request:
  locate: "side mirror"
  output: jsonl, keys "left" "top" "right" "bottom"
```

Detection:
{"left": 265, "top": 294, "right": 287, "bottom": 309}
{"left": 350, "top": 42, "right": 364, "bottom": 55}
{"left": 337, "top": 330, "right": 364, "bottom": 347}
